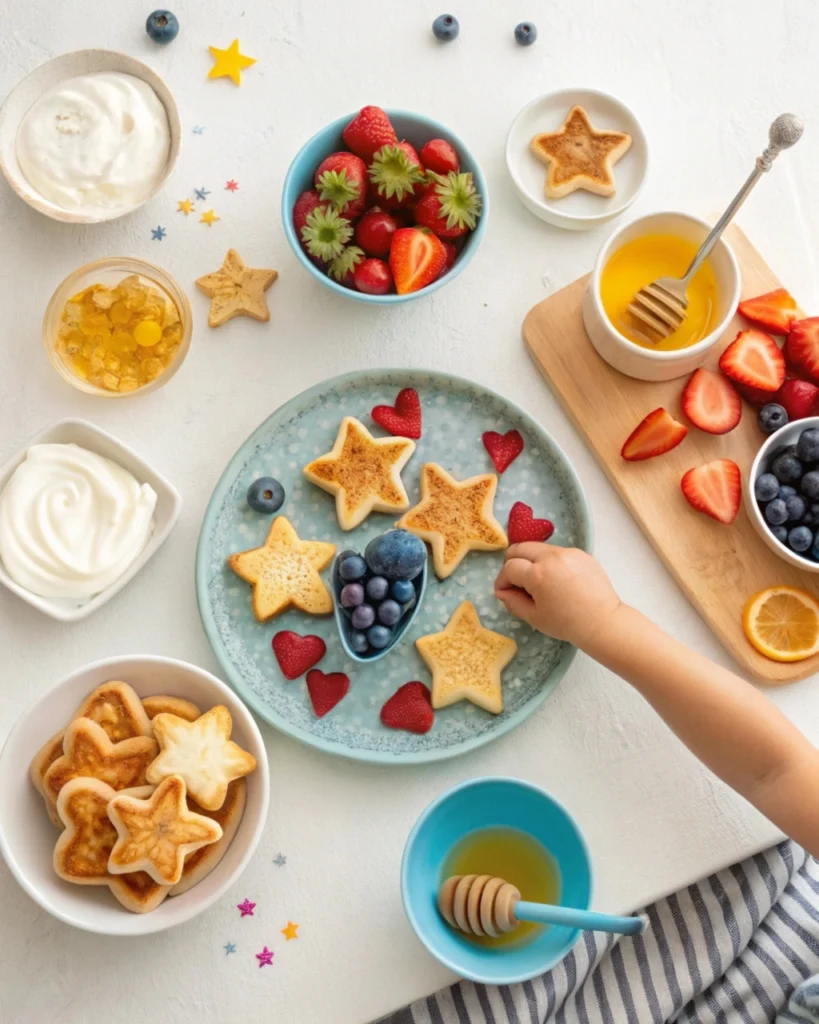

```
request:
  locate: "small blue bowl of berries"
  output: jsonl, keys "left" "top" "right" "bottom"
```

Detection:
{"left": 747, "top": 416, "right": 819, "bottom": 573}
{"left": 333, "top": 530, "right": 428, "bottom": 662}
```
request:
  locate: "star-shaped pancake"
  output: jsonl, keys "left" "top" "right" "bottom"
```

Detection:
{"left": 195, "top": 248, "right": 278, "bottom": 327}
{"left": 530, "top": 106, "right": 632, "bottom": 198}
{"left": 416, "top": 601, "right": 517, "bottom": 714}
{"left": 108, "top": 775, "right": 223, "bottom": 886}
{"left": 228, "top": 515, "right": 335, "bottom": 621}
{"left": 397, "top": 463, "right": 507, "bottom": 578}
{"left": 303, "top": 417, "right": 416, "bottom": 530}
{"left": 147, "top": 705, "right": 256, "bottom": 811}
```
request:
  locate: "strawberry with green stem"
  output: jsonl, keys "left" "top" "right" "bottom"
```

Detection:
{"left": 293, "top": 190, "right": 326, "bottom": 236}
{"left": 414, "top": 171, "right": 482, "bottom": 239}
{"left": 328, "top": 246, "right": 365, "bottom": 286}
{"left": 314, "top": 152, "right": 367, "bottom": 220}
{"left": 300, "top": 206, "right": 353, "bottom": 263}
{"left": 369, "top": 143, "right": 425, "bottom": 210}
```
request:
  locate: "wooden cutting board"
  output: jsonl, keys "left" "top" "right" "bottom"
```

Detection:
{"left": 523, "top": 223, "right": 819, "bottom": 683}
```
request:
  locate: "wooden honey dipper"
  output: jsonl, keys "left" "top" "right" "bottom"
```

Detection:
{"left": 438, "top": 875, "right": 648, "bottom": 937}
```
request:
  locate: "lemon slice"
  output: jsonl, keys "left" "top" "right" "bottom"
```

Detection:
{"left": 742, "top": 586, "right": 819, "bottom": 662}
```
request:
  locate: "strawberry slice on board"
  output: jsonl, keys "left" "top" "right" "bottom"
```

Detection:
{"left": 784, "top": 318, "right": 819, "bottom": 385}
{"left": 681, "top": 368, "right": 742, "bottom": 435}
{"left": 681, "top": 459, "right": 742, "bottom": 525}
{"left": 718, "top": 329, "right": 785, "bottom": 393}
{"left": 738, "top": 288, "right": 799, "bottom": 335}
{"left": 621, "top": 408, "right": 688, "bottom": 462}
{"left": 389, "top": 227, "right": 447, "bottom": 295}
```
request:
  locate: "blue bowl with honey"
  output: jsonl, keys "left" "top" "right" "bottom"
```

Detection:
{"left": 401, "top": 777, "right": 592, "bottom": 984}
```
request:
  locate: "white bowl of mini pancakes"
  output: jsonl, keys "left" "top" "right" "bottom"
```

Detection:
{"left": 0, "top": 656, "right": 269, "bottom": 935}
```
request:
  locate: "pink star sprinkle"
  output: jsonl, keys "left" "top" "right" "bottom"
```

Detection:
{"left": 225, "top": 179, "right": 239, "bottom": 191}
{"left": 237, "top": 898, "right": 256, "bottom": 917}
{"left": 256, "top": 946, "right": 274, "bottom": 967}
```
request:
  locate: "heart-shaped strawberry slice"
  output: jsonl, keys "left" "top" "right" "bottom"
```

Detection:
{"left": 482, "top": 429, "right": 524, "bottom": 473}
{"left": 380, "top": 681, "right": 434, "bottom": 734}
{"left": 306, "top": 669, "right": 350, "bottom": 717}
{"left": 272, "top": 631, "right": 327, "bottom": 680}
{"left": 507, "top": 501, "right": 554, "bottom": 544}
{"left": 371, "top": 387, "right": 422, "bottom": 439}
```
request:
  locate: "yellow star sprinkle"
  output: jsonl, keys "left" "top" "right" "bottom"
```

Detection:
{"left": 200, "top": 209, "right": 220, "bottom": 227}
{"left": 281, "top": 921, "right": 299, "bottom": 941}
{"left": 177, "top": 198, "right": 195, "bottom": 215}
{"left": 208, "top": 39, "right": 256, "bottom": 86}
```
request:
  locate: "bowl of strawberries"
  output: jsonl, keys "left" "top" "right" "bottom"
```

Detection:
{"left": 282, "top": 105, "right": 488, "bottom": 302}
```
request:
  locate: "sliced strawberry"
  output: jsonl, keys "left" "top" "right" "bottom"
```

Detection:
{"left": 507, "top": 501, "right": 554, "bottom": 544}
{"left": 482, "top": 429, "right": 524, "bottom": 473}
{"left": 774, "top": 378, "right": 819, "bottom": 421}
{"left": 380, "top": 682, "right": 434, "bottom": 734}
{"left": 784, "top": 318, "right": 819, "bottom": 384}
{"left": 389, "top": 228, "right": 446, "bottom": 295}
{"left": 738, "top": 288, "right": 798, "bottom": 334}
{"left": 306, "top": 669, "right": 350, "bottom": 717}
{"left": 342, "top": 106, "right": 397, "bottom": 162}
{"left": 681, "top": 368, "right": 741, "bottom": 435}
{"left": 272, "top": 631, "right": 327, "bottom": 680}
{"left": 718, "top": 329, "right": 785, "bottom": 392}
{"left": 371, "top": 387, "right": 422, "bottom": 439}
{"left": 681, "top": 459, "right": 741, "bottom": 525}
{"left": 621, "top": 408, "right": 687, "bottom": 462}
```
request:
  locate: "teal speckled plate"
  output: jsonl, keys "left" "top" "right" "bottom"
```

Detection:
{"left": 195, "top": 369, "right": 592, "bottom": 764}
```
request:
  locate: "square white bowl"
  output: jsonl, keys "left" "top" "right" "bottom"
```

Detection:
{"left": 0, "top": 419, "right": 181, "bottom": 621}
{"left": 0, "top": 655, "right": 270, "bottom": 935}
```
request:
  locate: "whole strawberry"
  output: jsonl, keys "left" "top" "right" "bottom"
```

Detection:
{"left": 420, "top": 138, "right": 459, "bottom": 176}
{"left": 292, "top": 190, "right": 325, "bottom": 237}
{"left": 354, "top": 257, "right": 393, "bottom": 295}
{"left": 414, "top": 171, "right": 482, "bottom": 239}
{"left": 328, "top": 245, "right": 365, "bottom": 286}
{"left": 342, "top": 105, "right": 398, "bottom": 162}
{"left": 389, "top": 227, "right": 446, "bottom": 295}
{"left": 355, "top": 208, "right": 399, "bottom": 257}
{"left": 300, "top": 206, "right": 353, "bottom": 262}
{"left": 369, "top": 142, "right": 425, "bottom": 210}
{"left": 314, "top": 152, "right": 367, "bottom": 220}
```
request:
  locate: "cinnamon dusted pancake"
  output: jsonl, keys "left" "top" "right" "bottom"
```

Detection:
{"left": 530, "top": 106, "right": 631, "bottom": 198}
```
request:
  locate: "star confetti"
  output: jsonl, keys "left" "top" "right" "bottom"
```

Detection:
{"left": 192, "top": 125, "right": 205, "bottom": 135}
{"left": 237, "top": 898, "right": 256, "bottom": 917}
{"left": 194, "top": 187, "right": 211, "bottom": 201}
{"left": 281, "top": 921, "right": 299, "bottom": 941}
{"left": 256, "top": 946, "right": 274, "bottom": 968}
{"left": 224, "top": 942, "right": 236, "bottom": 955}
{"left": 200, "top": 209, "right": 220, "bottom": 227}
{"left": 225, "top": 180, "right": 239, "bottom": 192}
{"left": 151, "top": 226, "right": 166, "bottom": 241}
{"left": 208, "top": 39, "right": 256, "bottom": 86}
{"left": 177, "top": 199, "right": 195, "bottom": 216}
{"left": 273, "top": 853, "right": 287, "bottom": 867}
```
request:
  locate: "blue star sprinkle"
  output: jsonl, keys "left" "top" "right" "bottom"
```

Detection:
{"left": 224, "top": 942, "right": 236, "bottom": 955}
{"left": 273, "top": 853, "right": 287, "bottom": 867}
{"left": 192, "top": 125, "right": 205, "bottom": 135}
{"left": 151, "top": 226, "right": 166, "bottom": 241}
{"left": 194, "top": 187, "right": 210, "bottom": 201}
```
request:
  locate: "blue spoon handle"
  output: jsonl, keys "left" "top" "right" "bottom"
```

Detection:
{"left": 515, "top": 901, "right": 648, "bottom": 936}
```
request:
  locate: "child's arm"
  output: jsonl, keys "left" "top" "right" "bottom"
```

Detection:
{"left": 495, "top": 542, "right": 819, "bottom": 858}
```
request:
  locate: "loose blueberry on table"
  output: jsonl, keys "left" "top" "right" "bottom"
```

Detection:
{"left": 145, "top": 9, "right": 179, "bottom": 43}
{"left": 432, "top": 14, "right": 460, "bottom": 41}
{"left": 755, "top": 426, "right": 819, "bottom": 558}
{"left": 514, "top": 22, "right": 538, "bottom": 45}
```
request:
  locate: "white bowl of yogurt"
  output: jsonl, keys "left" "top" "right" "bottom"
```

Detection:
{"left": 0, "top": 50, "right": 181, "bottom": 223}
{"left": 0, "top": 419, "right": 181, "bottom": 621}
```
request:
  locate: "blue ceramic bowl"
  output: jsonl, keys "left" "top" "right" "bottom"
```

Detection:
{"left": 402, "top": 778, "right": 592, "bottom": 984}
{"left": 281, "top": 110, "right": 488, "bottom": 304}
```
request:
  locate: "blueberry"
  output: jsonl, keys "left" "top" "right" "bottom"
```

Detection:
{"left": 246, "top": 477, "right": 285, "bottom": 514}
{"left": 764, "top": 498, "right": 788, "bottom": 526}
{"left": 366, "top": 625, "right": 393, "bottom": 649}
{"left": 377, "top": 599, "right": 402, "bottom": 626}
{"left": 432, "top": 13, "right": 459, "bottom": 41}
{"left": 146, "top": 9, "right": 179, "bottom": 43}
{"left": 772, "top": 453, "right": 804, "bottom": 484}
{"left": 757, "top": 403, "right": 789, "bottom": 435}
{"left": 339, "top": 554, "right": 367, "bottom": 581}
{"left": 390, "top": 579, "right": 415, "bottom": 603}
{"left": 798, "top": 428, "right": 819, "bottom": 462}
{"left": 514, "top": 21, "right": 537, "bottom": 45}
{"left": 786, "top": 495, "right": 807, "bottom": 522}
{"left": 772, "top": 525, "right": 789, "bottom": 544}
{"left": 338, "top": 549, "right": 357, "bottom": 561}
{"left": 789, "top": 525, "right": 814, "bottom": 553}
{"left": 801, "top": 471, "right": 819, "bottom": 499}
{"left": 802, "top": 502, "right": 819, "bottom": 527}
{"left": 365, "top": 530, "right": 427, "bottom": 580}
{"left": 365, "top": 576, "right": 389, "bottom": 602}
{"left": 778, "top": 485, "right": 797, "bottom": 500}
{"left": 351, "top": 604, "right": 375, "bottom": 630}
{"left": 340, "top": 583, "right": 364, "bottom": 608}
{"left": 754, "top": 473, "right": 780, "bottom": 502}
{"left": 349, "top": 631, "right": 369, "bottom": 654}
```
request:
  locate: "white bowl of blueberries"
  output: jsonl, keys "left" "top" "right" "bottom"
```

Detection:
{"left": 748, "top": 415, "right": 819, "bottom": 571}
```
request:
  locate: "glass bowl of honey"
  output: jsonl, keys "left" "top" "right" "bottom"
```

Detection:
{"left": 43, "top": 258, "right": 192, "bottom": 398}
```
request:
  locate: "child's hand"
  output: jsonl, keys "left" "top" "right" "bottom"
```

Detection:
{"left": 494, "top": 543, "right": 622, "bottom": 651}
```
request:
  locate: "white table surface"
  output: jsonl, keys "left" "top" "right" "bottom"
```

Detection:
{"left": 2, "top": 2, "right": 819, "bottom": 1022}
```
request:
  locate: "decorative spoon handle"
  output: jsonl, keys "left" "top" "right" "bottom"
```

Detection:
{"left": 683, "top": 113, "right": 804, "bottom": 284}
{"left": 515, "top": 900, "right": 648, "bottom": 936}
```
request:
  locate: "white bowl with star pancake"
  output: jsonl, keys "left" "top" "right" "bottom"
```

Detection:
{"left": 506, "top": 88, "right": 649, "bottom": 231}
{"left": 0, "top": 655, "right": 269, "bottom": 935}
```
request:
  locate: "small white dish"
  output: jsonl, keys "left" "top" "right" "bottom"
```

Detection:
{"left": 0, "top": 50, "right": 181, "bottom": 224}
{"left": 746, "top": 417, "right": 819, "bottom": 574}
{"left": 0, "top": 655, "right": 270, "bottom": 935}
{"left": 582, "top": 211, "right": 741, "bottom": 382}
{"left": 0, "top": 419, "right": 181, "bottom": 621}
{"left": 506, "top": 88, "right": 648, "bottom": 231}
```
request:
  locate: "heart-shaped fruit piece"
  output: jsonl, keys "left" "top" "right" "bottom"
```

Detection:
{"left": 507, "top": 501, "right": 554, "bottom": 544}
{"left": 371, "top": 387, "right": 422, "bottom": 439}
{"left": 482, "top": 429, "right": 524, "bottom": 473}
{"left": 306, "top": 669, "right": 350, "bottom": 717}
{"left": 272, "top": 631, "right": 327, "bottom": 680}
{"left": 380, "top": 681, "right": 434, "bottom": 734}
